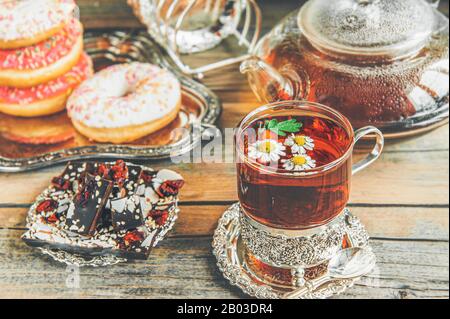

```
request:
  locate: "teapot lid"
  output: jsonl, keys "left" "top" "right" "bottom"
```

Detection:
{"left": 298, "top": 0, "right": 436, "bottom": 57}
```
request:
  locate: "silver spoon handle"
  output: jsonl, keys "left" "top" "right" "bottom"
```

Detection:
{"left": 284, "top": 275, "right": 331, "bottom": 299}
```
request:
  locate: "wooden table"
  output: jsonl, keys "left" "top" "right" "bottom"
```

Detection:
{"left": 0, "top": 0, "right": 448, "bottom": 299}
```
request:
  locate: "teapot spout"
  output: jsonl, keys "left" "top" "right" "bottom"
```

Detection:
{"left": 240, "top": 57, "right": 297, "bottom": 103}
{"left": 241, "top": 57, "right": 309, "bottom": 103}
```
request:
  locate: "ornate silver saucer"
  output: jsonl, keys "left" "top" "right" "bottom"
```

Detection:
{"left": 212, "top": 203, "right": 374, "bottom": 299}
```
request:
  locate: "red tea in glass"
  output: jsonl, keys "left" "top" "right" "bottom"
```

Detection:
{"left": 236, "top": 101, "right": 384, "bottom": 230}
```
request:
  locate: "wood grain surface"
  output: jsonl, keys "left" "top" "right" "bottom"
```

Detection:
{"left": 0, "top": 0, "right": 448, "bottom": 299}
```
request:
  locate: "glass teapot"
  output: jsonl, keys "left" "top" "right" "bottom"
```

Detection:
{"left": 240, "top": 0, "right": 449, "bottom": 136}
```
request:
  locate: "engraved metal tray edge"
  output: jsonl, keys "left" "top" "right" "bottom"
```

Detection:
{"left": 0, "top": 31, "right": 222, "bottom": 173}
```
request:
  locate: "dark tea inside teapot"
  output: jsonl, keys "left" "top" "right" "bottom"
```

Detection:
{"left": 241, "top": 0, "right": 449, "bottom": 137}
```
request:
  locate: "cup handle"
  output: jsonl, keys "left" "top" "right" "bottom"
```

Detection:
{"left": 352, "top": 126, "right": 385, "bottom": 175}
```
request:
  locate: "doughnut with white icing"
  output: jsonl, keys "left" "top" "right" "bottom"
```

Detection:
{"left": 0, "top": 0, "right": 76, "bottom": 49}
{"left": 67, "top": 63, "right": 182, "bottom": 144}
{"left": 0, "top": 19, "right": 83, "bottom": 88}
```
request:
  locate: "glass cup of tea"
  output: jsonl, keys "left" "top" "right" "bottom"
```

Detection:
{"left": 235, "top": 100, "right": 384, "bottom": 231}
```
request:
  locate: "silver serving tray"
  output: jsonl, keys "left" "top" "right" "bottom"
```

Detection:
{"left": 0, "top": 31, "right": 221, "bottom": 173}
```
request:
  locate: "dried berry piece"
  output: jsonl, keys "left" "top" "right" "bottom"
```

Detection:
{"left": 51, "top": 176, "right": 71, "bottom": 191}
{"left": 46, "top": 213, "right": 59, "bottom": 224}
{"left": 36, "top": 200, "right": 58, "bottom": 213}
{"left": 119, "top": 230, "right": 145, "bottom": 250}
{"left": 157, "top": 180, "right": 185, "bottom": 197}
{"left": 109, "top": 160, "right": 129, "bottom": 186}
{"left": 97, "top": 164, "right": 110, "bottom": 179}
{"left": 149, "top": 209, "right": 169, "bottom": 226}
{"left": 140, "top": 170, "right": 155, "bottom": 184}
{"left": 95, "top": 160, "right": 130, "bottom": 185}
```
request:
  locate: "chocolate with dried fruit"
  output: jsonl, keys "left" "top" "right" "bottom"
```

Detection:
{"left": 65, "top": 173, "right": 113, "bottom": 236}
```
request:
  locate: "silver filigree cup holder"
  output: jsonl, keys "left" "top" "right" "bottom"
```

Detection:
{"left": 212, "top": 203, "right": 375, "bottom": 299}
{"left": 128, "top": 0, "right": 261, "bottom": 78}
{"left": 239, "top": 207, "right": 370, "bottom": 286}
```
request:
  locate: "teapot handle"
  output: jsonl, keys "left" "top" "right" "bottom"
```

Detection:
{"left": 240, "top": 57, "right": 310, "bottom": 103}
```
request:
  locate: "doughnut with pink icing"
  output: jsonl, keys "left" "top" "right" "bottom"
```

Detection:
{"left": 0, "top": 53, "right": 93, "bottom": 117}
{"left": 0, "top": 19, "right": 84, "bottom": 88}
{"left": 67, "top": 63, "right": 182, "bottom": 144}
{"left": 0, "top": 0, "right": 76, "bottom": 49}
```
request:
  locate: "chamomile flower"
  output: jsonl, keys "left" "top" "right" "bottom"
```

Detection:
{"left": 284, "top": 134, "right": 315, "bottom": 154}
{"left": 282, "top": 154, "right": 317, "bottom": 171}
{"left": 248, "top": 139, "right": 286, "bottom": 163}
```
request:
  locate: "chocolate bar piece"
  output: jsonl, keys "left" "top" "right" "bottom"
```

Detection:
{"left": 109, "top": 164, "right": 142, "bottom": 197}
{"left": 116, "top": 227, "right": 159, "bottom": 257}
{"left": 128, "top": 165, "right": 143, "bottom": 182}
{"left": 135, "top": 170, "right": 159, "bottom": 219}
{"left": 51, "top": 162, "right": 98, "bottom": 192}
{"left": 51, "top": 162, "right": 84, "bottom": 191}
{"left": 65, "top": 173, "right": 113, "bottom": 236}
{"left": 109, "top": 165, "right": 144, "bottom": 231}
{"left": 110, "top": 195, "right": 143, "bottom": 231}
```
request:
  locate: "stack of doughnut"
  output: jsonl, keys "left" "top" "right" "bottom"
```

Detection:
{"left": 0, "top": 0, "right": 93, "bottom": 118}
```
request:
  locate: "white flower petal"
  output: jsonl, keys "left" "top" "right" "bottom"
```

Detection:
{"left": 260, "top": 154, "right": 271, "bottom": 163}
{"left": 284, "top": 138, "right": 295, "bottom": 147}
{"left": 270, "top": 153, "right": 280, "bottom": 162}
{"left": 247, "top": 139, "right": 286, "bottom": 164}
{"left": 283, "top": 161, "right": 294, "bottom": 170}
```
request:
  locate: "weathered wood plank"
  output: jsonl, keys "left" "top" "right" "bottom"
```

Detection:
{"left": 0, "top": 149, "right": 448, "bottom": 205}
{"left": 79, "top": 0, "right": 142, "bottom": 29}
{"left": 0, "top": 230, "right": 447, "bottom": 299}
{"left": 0, "top": 206, "right": 448, "bottom": 241}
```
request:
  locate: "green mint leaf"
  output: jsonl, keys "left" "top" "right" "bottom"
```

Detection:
{"left": 275, "top": 129, "right": 287, "bottom": 137}
{"left": 263, "top": 118, "right": 302, "bottom": 137}
{"left": 265, "top": 119, "right": 278, "bottom": 130}
{"left": 277, "top": 119, "right": 302, "bottom": 133}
